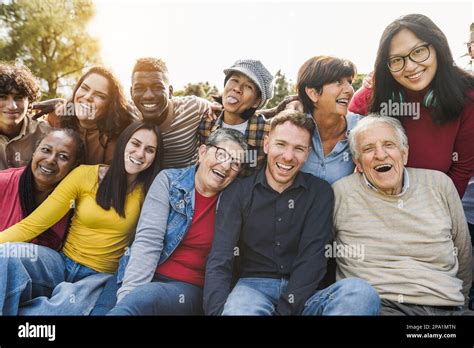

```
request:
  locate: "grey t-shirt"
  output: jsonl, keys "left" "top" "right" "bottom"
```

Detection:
{"left": 116, "top": 171, "right": 171, "bottom": 303}
{"left": 222, "top": 120, "right": 248, "bottom": 134}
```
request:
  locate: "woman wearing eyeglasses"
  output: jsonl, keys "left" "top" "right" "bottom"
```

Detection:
{"left": 98, "top": 128, "right": 248, "bottom": 315}
{"left": 349, "top": 14, "right": 474, "bottom": 197}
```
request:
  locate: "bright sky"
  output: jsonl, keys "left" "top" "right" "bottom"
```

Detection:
{"left": 88, "top": 0, "right": 473, "bottom": 93}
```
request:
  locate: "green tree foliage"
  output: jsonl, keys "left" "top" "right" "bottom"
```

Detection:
{"left": 266, "top": 69, "right": 294, "bottom": 109}
{"left": 352, "top": 73, "right": 367, "bottom": 92}
{"left": 174, "top": 81, "right": 219, "bottom": 101}
{"left": 0, "top": 0, "right": 101, "bottom": 98}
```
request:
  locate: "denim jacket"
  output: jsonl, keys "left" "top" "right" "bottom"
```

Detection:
{"left": 159, "top": 165, "right": 197, "bottom": 261}
{"left": 117, "top": 165, "right": 197, "bottom": 283}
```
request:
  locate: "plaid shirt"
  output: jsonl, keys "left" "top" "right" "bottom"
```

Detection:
{"left": 199, "top": 112, "right": 270, "bottom": 176}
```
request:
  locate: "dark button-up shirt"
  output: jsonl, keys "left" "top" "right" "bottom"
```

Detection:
{"left": 204, "top": 166, "right": 334, "bottom": 315}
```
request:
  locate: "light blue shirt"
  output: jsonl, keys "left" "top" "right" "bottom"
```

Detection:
{"left": 301, "top": 112, "right": 362, "bottom": 184}
{"left": 462, "top": 177, "right": 474, "bottom": 224}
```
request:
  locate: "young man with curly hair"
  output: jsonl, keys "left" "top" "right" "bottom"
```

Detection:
{"left": 0, "top": 63, "right": 50, "bottom": 169}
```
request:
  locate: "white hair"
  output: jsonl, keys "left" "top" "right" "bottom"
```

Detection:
{"left": 348, "top": 114, "right": 408, "bottom": 160}
{"left": 206, "top": 128, "right": 249, "bottom": 152}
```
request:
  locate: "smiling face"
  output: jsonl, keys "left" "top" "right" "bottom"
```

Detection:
{"left": 263, "top": 121, "right": 311, "bottom": 193}
{"left": 31, "top": 131, "right": 78, "bottom": 190}
{"left": 355, "top": 124, "right": 408, "bottom": 195}
{"left": 389, "top": 29, "right": 438, "bottom": 92}
{"left": 131, "top": 71, "right": 171, "bottom": 123}
{"left": 0, "top": 90, "right": 29, "bottom": 131}
{"left": 73, "top": 73, "right": 110, "bottom": 126}
{"left": 195, "top": 140, "right": 244, "bottom": 196}
{"left": 123, "top": 128, "right": 158, "bottom": 181}
{"left": 222, "top": 72, "right": 261, "bottom": 117}
{"left": 306, "top": 76, "right": 354, "bottom": 117}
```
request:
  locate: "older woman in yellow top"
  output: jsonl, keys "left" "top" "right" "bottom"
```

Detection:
{"left": 0, "top": 120, "right": 162, "bottom": 315}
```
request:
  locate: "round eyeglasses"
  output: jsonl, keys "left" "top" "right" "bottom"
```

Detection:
{"left": 209, "top": 145, "right": 243, "bottom": 172}
{"left": 387, "top": 44, "right": 431, "bottom": 72}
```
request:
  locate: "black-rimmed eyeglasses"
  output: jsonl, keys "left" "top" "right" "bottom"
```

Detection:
{"left": 208, "top": 145, "right": 243, "bottom": 172}
{"left": 387, "top": 44, "right": 431, "bottom": 72}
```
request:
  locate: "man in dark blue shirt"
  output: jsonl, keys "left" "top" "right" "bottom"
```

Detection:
{"left": 204, "top": 109, "right": 380, "bottom": 316}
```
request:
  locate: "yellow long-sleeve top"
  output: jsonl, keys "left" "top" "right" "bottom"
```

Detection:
{"left": 0, "top": 165, "right": 144, "bottom": 274}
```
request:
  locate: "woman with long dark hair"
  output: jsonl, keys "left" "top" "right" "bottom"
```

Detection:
{"left": 46, "top": 66, "right": 138, "bottom": 165}
{"left": 349, "top": 14, "right": 474, "bottom": 196}
{"left": 0, "top": 128, "right": 84, "bottom": 250}
{"left": 0, "top": 120, "right": 162, "bottom": 315}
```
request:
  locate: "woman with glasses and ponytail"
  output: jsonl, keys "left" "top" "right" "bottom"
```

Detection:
{"left": 349, "top": 14, "right": 474, "bottom": 197}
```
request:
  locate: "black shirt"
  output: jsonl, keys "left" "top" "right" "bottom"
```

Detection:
{"left": 204, "top": 166, "right": 334, "bottom": 315}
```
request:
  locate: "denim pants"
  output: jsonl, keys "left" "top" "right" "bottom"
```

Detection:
{"left": 89, "top": 273, "right": 120, "bottom": 315}
{"left": 221, "top": 277, "right": 380, "bottom": 315}
{"left": 108, "top": 275, "right": 203, "bottom": 316}
{"left": 0, "top": 242, "right": 110, "bottom": 315}
{"left": 380, "top": 299, "right": 474, "bottom": 315}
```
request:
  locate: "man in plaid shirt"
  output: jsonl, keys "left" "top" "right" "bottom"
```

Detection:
{"left": 199, "top": 59, "right": 273, "bottom": 177}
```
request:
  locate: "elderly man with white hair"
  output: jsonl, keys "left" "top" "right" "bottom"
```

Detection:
{"left": 332, "top": 114, "right": 473, "bottom": 315}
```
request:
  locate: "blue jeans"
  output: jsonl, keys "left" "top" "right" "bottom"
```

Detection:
{"left": 90, "top": 253, "right": 129, "bottom": 315}
{"left": 222, "top": 277, "right": 380, "bottom": 315}
{"left": 0, "top": 242, "right": 110, "bottom": 315}
{"left": 108, "top": 275, "right": 203, "bottom": 315}
{"left": 90, "top": 273, "right": 120, "bottom": 315}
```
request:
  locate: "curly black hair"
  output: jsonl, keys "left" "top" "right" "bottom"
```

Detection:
{"left": 0, "top": 62, "right": 41, "bottom": 102}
